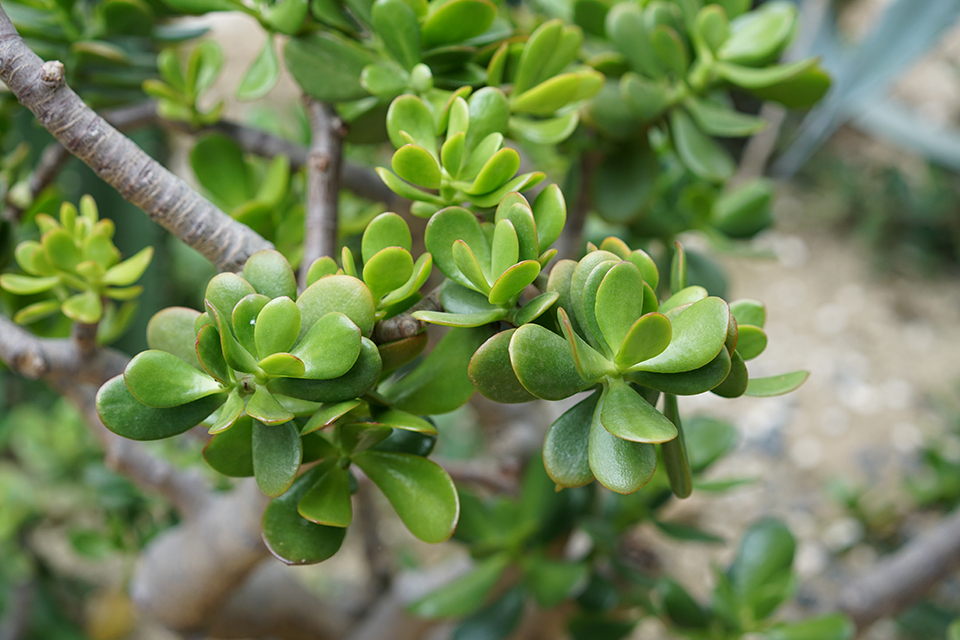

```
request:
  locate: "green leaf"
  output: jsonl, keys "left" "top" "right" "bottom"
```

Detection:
{"left": 495, "top": 201, "right": 539, "bottom": 262}
{"left": 715, "top": 58, "right": 817, "bottom": 89}
{"left": 557, "top": 308, "right": 615, "bottom": 383}
{"left": 392, "top": 144, "right": 442, "bottom": 189}
{"left": 694, "top": 5, "right": 729, "bottom": 54}
{"left": 301, "top": 399, "right": 362, "bottom": 434}
{"left": 352, "top": 451, "right": 459, "bottom": 542}
{"left": 259, "top": 353, "right": 307, "bottom": 378}
{"left": 420, "top": 0, "right": 497, "bottom": 48}
{"left": 124, "top": 350, "right": 223, "bottom": 408}
{"left": 488, "top": 260, "right": 539, "bottom": 306}
{"left": 205, "top": 272, "right": 256, "bottom": 320}
{"left": 408, "top": 553, "right": 511, "bottom": 618}
{"left": 532, "top": 184, "right": 566, "bottom": 253}
{"left": 306, "top": 257, "right": 339, "bottom": 286}
{"left": 362, "top": 212, "right": 412, "bottom": 262}
{"left": 425, "top": 207, "right": 491, "bottom": 288}
{"left": 160, "top": 0, "right": 238, "bottom": 15}
{"left": 469, "top": 172, "right": 545, "bottom": 208}
{"left": 252, "top": 419, "right": 302, "bottom": 497}
{"left": 232, "top": 293, "right": 270, "bottom": 358}
{"left": 659, "top": 285, "right": 707, "bottom": 314}
{"left": 745, "top": 64, "right": 831, "bottom": 108}
{"left": 670, "top": 109, "right": 735, "bottom": 182}
{"left": 508, "top": 112, "right": 579, "bottom": 145}
{"left": 285, "top": 33, "right": 373, "bottom": 102}
{"left": 97, "top": 375, "right": 226, "bottom": 441}
{"left": 468, "top": 329, "right": 537, "bottom": 403}
{"left": 364, "top": 247, "right": 415, "bottom": 302}
{"left": 13, "top": 300, "right": 62, "bottom": 325}
{"left": 61, "top": 290, "right": 102, "bottom": 324}
{"left": 0, "top": 274, "right": 60, "bottom": 295}
{"left": 514, "top": 291, "right": 559, "bottom": 326}
{"left": 237, "top": 38, "right": 280, "bottom": 101}
{"left": 525, "top": 559, "right": 588, "bottom": 608}
{"left": 514, "top": 19, "right": 563, "bottom": 95}
{"left": 511, "top": 73, "right": 581, "bottom": 116}
{"left": 764, "top": 614, "right": 855, "bottom": 640}
{"left": 658, "top": 578, "right": 710, "bottom": 629}
{"left": 729, "top": 518, "right": 795, "bottom": 596}
{"left": 246, "top": 385, "right": 296, "bottom": 425}
{"left": 387, "top": 94, "right": 437, "bottom": 151}
{"left": 452, "top": 585, "right": 525, "bottom": 640}
{"left": 736, "top": 324, "right": 767, "bottom": 360}
{"left": 190, "top": 134, "right": 252, "bottom": 211}
{"left": 606, "top": 4, "right": 661, "bottom": 78}
{"left": 453, "top": 240, "right": 492, "bottom": 294}
{"left": 297, "top": 274, "right": 376, "bottom": 338}
{"left": 269, "top": 337, "right": 382, "bottom": 402}
{"left": 543, "top": 389, "right": 598, "bottom": 488}
{"left": 615, "top": 313, "right": 671, "bottom": 369}
{"left": 196, "top": 324, "right": 231, "bottom": 383}
{"left": 651, "top": 25, "right": 688, "bottom": 76}
{"left": 728, "top": 299, "right": 766, "bottom": 328}
{"left": 589, "top": 390, "right": 657, "bottom": 494}
{"left": 711, "top": 350, "right": 748, "bottom": 398}
{"left": 207, "top": 389, "right": 245, "bottom": 434}
{"left": 685, "top": 96, "right": 767, "bottom": 137}
{"left": 509, "top": 323, "right": 589, "bottom": 400}
{"left": 718, "top": 1, "right": 795, "bottom": 65}
{"left": 600, "top": 378, "right": 677, "bottom": 443}
{"left": 414, "top": 309, "right": 506, "bottom": 328}
{"left": 376, "top": 168, "right": 447, "bottom": 205}
{"left": 384, "top": 325, "right": 495, "bottom": 414}
{"left": 467, "top": 148, "right": 520, "bottom": 196}
{"left": 594, "top": 261, "right": 646, "bottom": 351}
{"left": 372, "top": 0, "right": 420, "bottom": 70}
{"left": 621, "top": 73, "right": 668, "bottom": 122}
{"left": 256, "top": 297, "right": 301, "bottom": 357}
{"left": 298, "top": 460, "right": 353, "bottom": 527}
{"left": 262, "top": 464, "right": 347, "bottom": 564}
{"left": 203, "top": 415, "right": 254, "bottom": 476}
{"left": 745, "top": 371, "right": 808, "bottom": 397}
{"left": 713, "top": 179, "right": 774, "bottom": 238}
{"left": 369, "top": 408, "right": 437, "bottom": 434}
{"left": 441, "top": 131, "right": 466, "bottom": 176}
{"left": 627, "top": 347, "right": 731, "bottom": 396}
{"left": 242, "top": 250, "right": 297, "bottom": 300}
{"left": 631, "top": 297, "right": 729, "bottom": 374}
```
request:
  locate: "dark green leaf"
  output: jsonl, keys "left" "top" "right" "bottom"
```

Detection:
{"left": 285, "top": 33, "right": 373, "bottom": 102}
{"left": 252, "top": 419, "right": 302, "bottom": 497}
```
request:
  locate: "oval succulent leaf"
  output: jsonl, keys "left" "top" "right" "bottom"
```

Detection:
{"left": 730, "top": 298, "right": 766, "bottom": 328}
{"left": 256, "top": 297, "right": 301, "bottom": 357}
{"left": 243, "top": 249, "right": 298, "bottom": 300}
{"left": 102, "top": 246, "right": 154, "bottom": 286}
{"left": 362, "top": 212, "right": 412, "bottom": 262}
{"left": 413, "top": 309, "right": 506, "bottom": 328}
{"left": 269, "top": 337, "right": 382, "bottom": 403}
{"left": 425, "top": 207, "right": 491, "bottom": 288}
{"left": 291, "top": 311, "right": 362, "bottom": 379}
{"left": 660, "top": 285, "right": 708, "bottom": 314}
{"left": 488, "top": 260, "right": 540, "bottom": 306}
{"left": 298, "top": 460, "right": 353, "bottom": 527}
{"left": 594, "top": 261, "right": 646, "bottom": 352}
{"left": 452, "top": 240, "right": 492, "bottom": 294}
{"left": 588, "top": 390, "right": 658, "bottom": 494}
{"left": 252, "top": 419, "right": 302, "bottom": 497}
{"left": 203, "top": 416, "right": 254, "bottom": 476}
{"left": 205, "top": 272, "right": 256, "bottom": 319}
{"left": 297, "top": 274, "right": 376, "bottom": 338}
{"left": 301, "top": 399, "right": 363, "bottom": 435}
{"left": 261, "top": 464, "right": 347, "bottom": 565}
{"left": 558, "top": 308, "right": 615, "bottom": 383}
{"left": 97, "top": 374, "right": 227, "bottom": 441}
{"left": 468, "top": 329, "right": 537, "bottom": 404}
{"left": 631, "top": 297, "right": 729, "bottom": 374}
{"left": 246, "top": 385, "right": 297, "bottom": 425}
{"left": 207, "top": 389, "right": 245, "bottom": 434}
{"left": 509, "top": 323, "right": 590, "bottom": 401}
{"left": 124, "top": 350, "right": 224, "bottom": 408}
{"left": 627, "top": 347, "right": 732, "bottom": 396}
{"left": 258, "top": 352, "right": 307, "bottom": 378}
{"left": 490, "top": 218, "right": 520, "bottom": 281}
{"left": 543, "top": 390, "right": 599, "bottom": 488}
{"left": 364, "top": 247, "right": 415, "bottom": 301}
{"left": 496, "top": 202, "right": 539, "bottom": 262}
{"left": 392, "top": 144, "right": 442, "bottom": 189}
{"left": 0, "top": 274, "right": 60, "bottom": 295}
{"left": 736, "top": 324, "right": 767, "bottom": 360}
{"left": 600, "top": 377, "right": 677, "bottom": 443}
{"left": 196, "top": 323, "right": 231, "bottom": 383}
{"left": 670, "top": 109, "right": 735, "bottom": 183}
{"left": 62, "top": 291, "right": 103, "bottom": 324}
{"left": 387, "top": 94, "right": 437, "bottom": 151}
{"left": 420, "top": 0, "right": 497, "bottom": 48}
{"left": 745, "top": 371, "right": 808, "bottom": 397}
{"left": 352, "top": 451, "right": 459, "bottom": 543}
{"left": 207, "top": 301, "right": 261, "bottom": 374}
{"left": 615, "top": 312, "right": 672, "bottom": 369}
{"left": 467, "top": 148, "right": 521, "bottom": 196}
{"left": 513, "top": 291, "right": 559, "bottom": 326}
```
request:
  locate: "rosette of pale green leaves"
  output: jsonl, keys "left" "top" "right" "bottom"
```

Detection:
{"left": 583, "top": 0, "right": 830, "bottom": 183}
{"left": 376, "top": 89, "right": 547, "bottom": 216}
{"left": 486, "top": 19, "right": 605, "bottom": 145}
{"left": 467, "top": 239, "right": 807, "bottom": 495}
{"left": 95, "top": 249, "right": 459, "bottom": 563}
{"left": 143, "top": 42, "right": 225, "bottom": 126}
{"left": 306, "top": 212, "right": 432, "bottom": 319}
{"left": 0, "top": 196, "right": 153, "bottom": 342}
{"left": 414, "top": 188, "right": 565, "bottom": 328}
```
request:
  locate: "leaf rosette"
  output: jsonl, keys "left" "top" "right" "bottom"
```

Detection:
{"left": 0, "top": 196, "right": 153, "bottom": 342}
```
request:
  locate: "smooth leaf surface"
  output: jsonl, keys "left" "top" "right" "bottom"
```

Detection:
{"left": 353, "top": 451, "right": 459, "bottom": 543}
{"left": 543, "top": 390, "right": 599, "bottom": 487}
{"left": 269, "top": 338, "right": 382, "bottom": 402}
{"left": 203, "top": 415, "right": 254, "bottom": 476}
{"left": 243, "top": 249, "right": 298, "bottom": 300}
{"left": 298, "top": 460, "right": 353, "bottom": 527}
{"left": 745, "top": 371, "right": 808, "bottom": 397}
{"left": 600, "top": 378, "right": 677, "bottom": 443}
{"left": 632, "top": 297, "right": 729, "bottom": 373}
{"left": 468, "top": 329, "right": 537, "bottom": 404}
{"left": 589, "top": 392, "right": 658, "bottom": 494}
{"left": 297, "top": 275, "right": 376, "bottom": 338}
{"left": 124, "top": 350, "right": 223, "bottom": 408}
{"left": 510, "top": 323, "right": 589, "bottom": 400}
{"left": 146, "top": 307, "right": 202, "bottom": 369}
{"left": 97, "top": 375, "right": 226, "bottom": 441}
{"left": 615, "top": 313, "right": 672, "bottom": 368}
{"left": 252, "top": 419, "right": 302, "bottom": 497}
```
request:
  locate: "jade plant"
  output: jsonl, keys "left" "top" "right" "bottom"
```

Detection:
{"left": 0, "top": 196, "right": 153, "bottom": 342}
{"left": 0, "top": 0, "right": 863, "bottom": 637}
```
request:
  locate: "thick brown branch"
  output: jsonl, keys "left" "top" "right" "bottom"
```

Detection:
{"left": 371, "top": 288, "right": 441, "bottom": 344}
{"left": 301, "top": 98, "right": 344, "bottom": 285}
{"left": 0, "top": 10, "right": 272, "bottom": 273}
{"left": 0, "top": 314, "right": 126, "bottom": 384}
{"left": 131, "top": 478, "right": 269, "bottom": 632}
{"left": 839, "top": 506, "right": 960, "bottom": 629}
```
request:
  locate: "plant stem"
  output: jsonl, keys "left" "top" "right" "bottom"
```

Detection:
{"left": 300, "top": 98, "right": 344, "bottom": 288}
